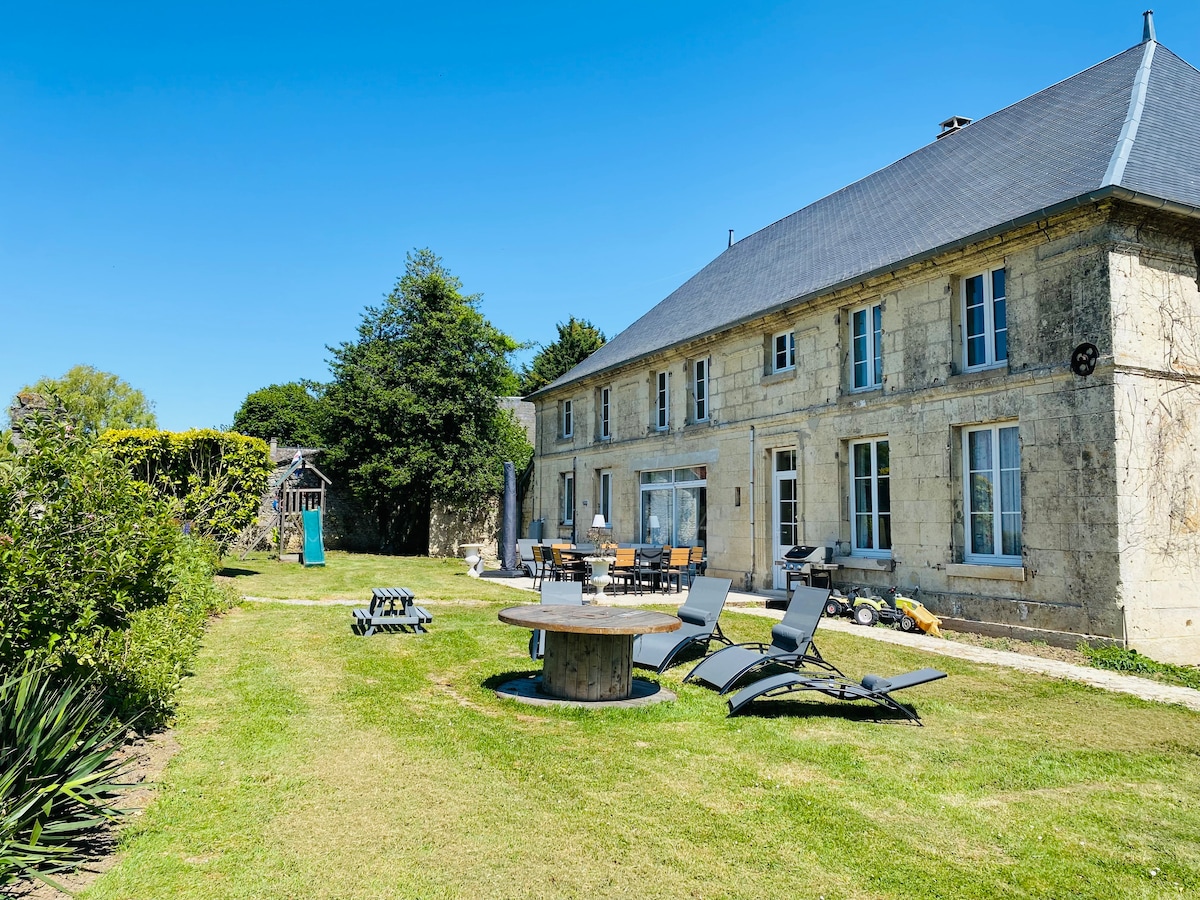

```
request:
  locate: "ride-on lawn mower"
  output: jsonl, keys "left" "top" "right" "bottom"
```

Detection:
{"left": 825, "top": 587, "right": 943, "bottom": 636}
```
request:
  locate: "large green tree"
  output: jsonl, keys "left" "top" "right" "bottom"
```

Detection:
{"left": 15, "top": 365, "right": 156, "bottom": 435}
{"left": 323, "top": 249, "right": 531, "bottom": 552}
{"left": 519, "top": 317, "right": 606, "bottom": 395}
{"left": 231, "top": 381, "right": 327, "bottom": 447}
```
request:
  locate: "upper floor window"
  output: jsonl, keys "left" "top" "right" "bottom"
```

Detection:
{"left": 963, "top": 268, "right": 1007, "bottom": 370}
{"left": 654, "top": 371, "right": 669, "bottom": 431}
{"left": 851, "top": 302, "right": 882, "bottom": 390}
{"left": 598, "top": 386, "right": 611, "bottom": 440}
{"left": 561, "top": 399, "right": 573, "bottom": 438}
{"left": 963, "top": 423, "right": 1021, "bottom": 563}
{"left": 561, "top": 472, "right": 575, "bottom": 525}
{"left": 772, "top": 330, "right": 796, "bottom": 373}
{"left": 850, "top": 438, "right": 891, "bottom": 555}
{"left": 693, "top": 358, "right": 709, "bottom": 422}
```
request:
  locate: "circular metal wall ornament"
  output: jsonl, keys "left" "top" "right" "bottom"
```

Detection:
{"left": 1070, "top": 342, "right": 1099, "bottom": 377}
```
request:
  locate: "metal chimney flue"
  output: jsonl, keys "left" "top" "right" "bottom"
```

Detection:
{"left": 937, "top": 115, "right": 972, "bottom": 140}
{"left": 1143, "top": 10, "right": 1156, "bottom": 42}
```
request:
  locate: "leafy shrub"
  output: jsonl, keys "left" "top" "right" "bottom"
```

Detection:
{"left": 0, "top": 667, "right": 130, "bottom": 887}
{"left": 101, "top": 428, "right": 271, "bottom": 552}
{"left": 77, "top": 537, "right": 240, "bottom": 724}
{"left": 1079, "top": 643, "right": 1200, "bottom": 690}
{"left": 0, "top": 416, "right": 180, "bottom": 676}
{"left": 1, "top": 415, "right": 238, "bottom": 723}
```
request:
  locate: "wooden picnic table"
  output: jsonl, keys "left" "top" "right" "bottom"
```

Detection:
{"left": 498, "top": 605, "right": 680, "bottom": 701}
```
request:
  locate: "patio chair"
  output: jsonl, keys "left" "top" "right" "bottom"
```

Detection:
{"left": 517, "top": 539, "right": 538, "bottom": 578}
{"left": 683, "top": 585, "right": 840, "bottom": 693}
{"left": 687, "top": 546, "right": 706, "bottom": 585}
{"left": 531, "top": 544, "right": 552, "bottom": 589}
{"left": 529, "top": 581, "right": 586, "bottom": 660}
{"left": 610, "top": 547, "right": 639, "bottom": 594}
{"left": 632, "top": 576, "right": 734, "bottom": 673}
{"left": 725, "top": 668, "right": 948, "bottom": 725}
{"left": 634, "top": 546, "right": 665, "bottom": 593}
{"left": 551, "top": 545, "right": 587, "bottom": 583}
{"left": 661, "top": 547, "right": 692, "bottom": 593}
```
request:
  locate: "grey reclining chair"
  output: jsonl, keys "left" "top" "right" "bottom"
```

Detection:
{"left": 528, "top": 581, "right": 585, "bottom": 660}
{"left": 683, "top": 585, "right": 839, "bottom": 693}
{"left": 632, "top": 576, "right": 733, "bottom": 673}
{"left": 725, "top": 668, "right": 948, "bottom": 724}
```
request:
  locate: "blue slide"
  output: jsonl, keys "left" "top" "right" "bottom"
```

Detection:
{"left": 301, "top": 508, "right": 326, "bottom": 567}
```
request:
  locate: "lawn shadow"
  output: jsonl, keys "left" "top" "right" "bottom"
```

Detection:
{"left": 216, "top": 567, "right": 259, "bottom": 578}
{"left": 731, "top": 698, "right": 920, "bottom": 725}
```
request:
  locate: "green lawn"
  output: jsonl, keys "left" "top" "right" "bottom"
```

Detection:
{"left": 86, "top": 560, "right": 1200, "bottom": 899}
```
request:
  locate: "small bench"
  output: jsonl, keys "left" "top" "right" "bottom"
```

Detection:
{"left": 351, "top": 587, "right": 431, "bottom": 635}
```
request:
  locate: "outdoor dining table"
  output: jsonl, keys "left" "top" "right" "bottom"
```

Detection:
{"left": 498, "top": 605, "right": 680, "bottom": 701}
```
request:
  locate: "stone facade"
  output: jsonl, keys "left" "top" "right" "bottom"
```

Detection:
{"left": 530, "top": 202, "right": 1200, "bottom": 663}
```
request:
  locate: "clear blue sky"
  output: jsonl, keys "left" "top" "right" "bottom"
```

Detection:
{"left": 3, "top": 2, "right": 1197, "bottom": 431}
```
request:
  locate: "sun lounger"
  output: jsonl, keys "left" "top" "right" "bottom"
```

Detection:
{"left": 725, "top": 668, "right": 948, "bottom": 724}
{"left": 632, "top": 576, "right": 733, "bottom": 673}
{"left": 683, "top": 585, "right": 839, "bottom": 693}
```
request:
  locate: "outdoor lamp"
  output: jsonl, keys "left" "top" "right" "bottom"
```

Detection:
{"left": 592, "top": 514, "right": 606, "bottom": 529}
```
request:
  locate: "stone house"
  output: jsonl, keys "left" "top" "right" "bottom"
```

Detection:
{"left": 527, "top": 20, "right": 1200, "bottom": 663}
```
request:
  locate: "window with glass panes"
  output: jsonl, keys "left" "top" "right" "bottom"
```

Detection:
{"left": 963, "top": 423, "right": 1021, "bottom": 562}
{"left": 773, "top": 331, "right": 795, "bottom": 372}
{"left": 693, "top": 359, "right": 708, "bottom": 422}
{"left": 561, "top": 472, "right": 575, "bottom": 525}
{"left": 851, "top": 303, "right": 882, "bottom": 390}
{"left": 640, "top": 467, "right": 706, "bottom": 547}
{"left": 655, "top": 371, "right": 669, "bottom": 430}
{"left": 962, "top": 268, "right": 1007, "bottom": 369}
{"left": 599, "top": 387, "right": 611, "bottom": 440}
{"left": 850, "top": 438, "right": 891, "bottom": 554}
{"left": 561, "top": 400, "right": 573, "bottom": 438}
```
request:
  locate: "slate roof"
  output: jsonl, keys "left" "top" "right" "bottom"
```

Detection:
{"left": 536, "top": 38, "right": 1200, "bottom": 396}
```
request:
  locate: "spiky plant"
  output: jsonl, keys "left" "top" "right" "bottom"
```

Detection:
{"left": 0, "top": 666, "right": 132, "bottom": 887}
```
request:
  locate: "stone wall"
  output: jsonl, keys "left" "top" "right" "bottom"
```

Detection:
{"left": 529, "top": 202, "right": 1200, "bottom": 661}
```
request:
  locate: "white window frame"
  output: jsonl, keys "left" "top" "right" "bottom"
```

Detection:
{"left": 693, "top": 358, "right": 709, "bottom": 423}
{"left": 655, "top": 371, "right": 669, "bottom": 431}
{"left": 561, "top": 399, "right": 573, "bottom": 438}
{"left": 599, "top": 470, "right": 613, "bottom": 528}
{"left": 772, "top": 330, "right": 795, "bottom": 373}
{"left": 961, "top": 267, "right": 1008, "bottom": 370}
{"left": 962, "top": 423, "right": 1021, "bottom": 564}
{"left": 849, "top": 438, "right": 891, "bottom": 557}
{"left": 561, "top": 472, "right": 575, "bottom": 525}
{"left": 599, "top": 386, "right": 611, "bottom": 440}
{"left": 850, "top": 302, "right": 882, "bottom": 391}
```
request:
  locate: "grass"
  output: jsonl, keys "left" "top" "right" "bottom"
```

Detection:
{"left": 217, "top": 551, "right": 524, "bottom": 603}
{"left": 83, "top": 557, "right": 1200, "bottom": 899}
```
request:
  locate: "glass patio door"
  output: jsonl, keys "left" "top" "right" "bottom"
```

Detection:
{"left": 772, "top": 450, "right": 797, "bottom": 589}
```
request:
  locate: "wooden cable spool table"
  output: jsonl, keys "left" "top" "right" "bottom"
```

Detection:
{"left": 498, "top": 605, "right": 680, "bottom": 701}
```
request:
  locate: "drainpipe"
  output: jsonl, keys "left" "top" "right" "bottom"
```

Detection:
{"left": 748, "top": 426, "right": 756, "bottom": 590}
{"left": 571, "top": 456, "right": 577, "bottom": 544}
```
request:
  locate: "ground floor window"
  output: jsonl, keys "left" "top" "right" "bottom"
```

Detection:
{"left": 561, "top": 472, "right": 574, "bottom": 525}
{"left": 641, "top": 466, "right": 706, "bottom": 547}
{"left": 963, "top": 423, "right": 1021, "bottom": 563}
{"left": 598, "top": 470, "right": 613, "bottom": 528}
{"left": 850, "top": 438, "right": 891, "bottom": 556}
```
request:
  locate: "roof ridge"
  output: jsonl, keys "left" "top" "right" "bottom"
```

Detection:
{"left": 1103, "top": 40, "right": 1157, "bottom": 187}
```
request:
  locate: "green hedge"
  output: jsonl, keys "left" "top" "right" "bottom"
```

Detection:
{"left": 101, "top": 428, "right": 271, "bottom": 552}
{"left": 2, "top": 417, "right": 240, "bottom": 722}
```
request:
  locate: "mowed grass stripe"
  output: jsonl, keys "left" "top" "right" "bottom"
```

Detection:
{"left": 88, "top": 601, "right": 1200, "bottom": 899}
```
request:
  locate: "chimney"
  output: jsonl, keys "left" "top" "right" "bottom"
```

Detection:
{"left": 937, "top": 115, "right": 972, "bottom": 140}
{"left": 1143, "top": 10, "right": 1156, "bottom": 43}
